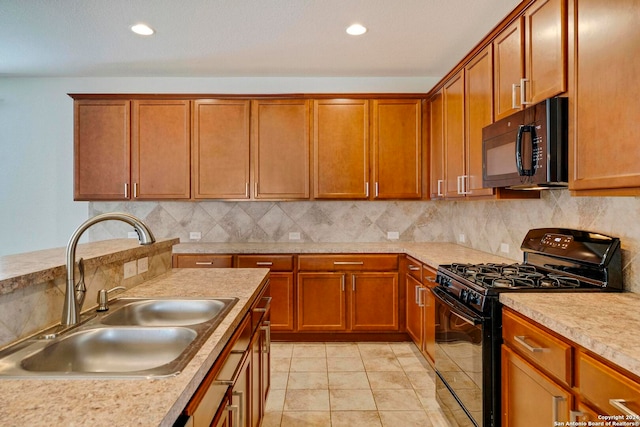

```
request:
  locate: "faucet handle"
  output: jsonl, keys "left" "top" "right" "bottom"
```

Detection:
{"left": 96, "top": 286, "right": 126, "bottom": 312}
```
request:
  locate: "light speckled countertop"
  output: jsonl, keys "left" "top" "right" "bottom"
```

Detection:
{"left": 500, "top": 292, "right": 640, "bottom": 378}
{"left": 0, "top": 268, "right": 269, "bottom": 427}
{"left": 173, "top": 242, "right": 514, "bottom": 270}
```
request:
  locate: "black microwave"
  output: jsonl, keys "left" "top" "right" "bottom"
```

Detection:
{"left": 482, "top": 97, "right": 568, "bottom": 189}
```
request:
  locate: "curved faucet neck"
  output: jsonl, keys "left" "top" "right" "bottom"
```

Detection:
{"left": 62, "top": 213, "right": 155, "bottom": 326}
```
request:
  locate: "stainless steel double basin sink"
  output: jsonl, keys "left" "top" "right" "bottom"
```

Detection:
{"left": 0, "top": 297, "right": 237, "bottom": 379}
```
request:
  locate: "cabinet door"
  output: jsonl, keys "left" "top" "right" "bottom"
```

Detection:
{"left": 192, "top": 100, "right": 250, "bottom": 199}
{"left": 372, "top": 99, "right": 422, "bottom": 199}
{"left": 405, "top": 274, "right": 424, "bottom": 344}
{"left": 313, "top": 99, "right": 369, "bottom": 199}
{"left": 423, "top": 266, "right": 437, "bottom": 365}
{"left": 131, "top": 100, "right": 191, "bottom": 199}
{"left": 502, "top": 345, "right": 571, "bottom": 426}
{"left": 297, "top": 272, "right": 346, "bottom": 331}
{"left": 572, "top": 0, "right": 640, "bottom": 193}
{"left": 429, "top": 90, "right": 445, "bottom": 199}
{"left": 233, "top": 352, "right": 252, "bottom": 427}
{"left": 465, "top": 45, "right": 495, "bottom": 197}
{"left": 524, "top": 0, "right": 567, "bottom": 104}
{"left": 74, "top": 100, "right": 130, "bottom": 201}
{"left": 269, "top": 272, "right": 295, "bottom": 332}
{"left": 252, "top": 100, "right": 310, "bottom": 199}
{"left": 493, "top": 17, "right": 524, "bottom": 120}
{"left": 443, "top": 71, "right": 466, "bottom": 198}
{"left": 350, "top": 272, "right": 398, "bottom": 331}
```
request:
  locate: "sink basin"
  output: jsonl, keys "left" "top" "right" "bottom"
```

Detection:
{"left": 21, "top": 327, "right": 196, "bottom": 374}
{"left": 102, "top": 298, "right": 234, "bottom": 327}
{"left": 0, "top": 297, "right": 238, "bottom": 379}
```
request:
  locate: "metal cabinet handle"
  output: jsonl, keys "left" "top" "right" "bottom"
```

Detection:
{"left": 341, "top": 274, "right": 345, "bottom": 292}
{"left": 133, "top": 182, "right": 138, "bottom": 198}
{"left": 408, "top": 265, "right": 420, "bottom": 271}
{"left": 124, "top": 183, "right": 129, "bottom": 198}
{"left": 414, "top": 285, "right": 420, "bottom": 305}
{"left": 256, "top": 261, "right": 273, "bottom": 266}
{"left": 375, "top": 182, "right": 379, "bottom": 198}
{"left": 352, "top": 275, "right": 356, "bottom": 292}
{"left": 514, "top": 335, "right": 545, "bottom": 353}
{"left": 232, "top": 390, "right": 244, "bottom": 427}
{"left": 334, "top": 261, "right": 364, "bottom": 265}
{"left": 260, "top": 320, "right": 271, "bottom": 354}
{"left": 245, "top": 182, "right": 249, "bottom": 198}
{"left": 570, "top": 410, "right": 584, "bottom": 422}
{"left": 418, "top": 287, "right": 425, "bottom": 307}
{"left": 425, "top": 276, "right": 437, "bottom": 283}
{"left": 254, "top": 182, "right": 258, "bottom": 197}
{"left": 227, "top": 404, "right": 239, "bottom": 426}
{"left": 512, "top": 83, "right": 520, "bottom": 109}
{"left": 610, "top": 399, "right": 640, "bottom": 418}
{"left": 552, "top": 396, "right": 565, "bottom": 423}
{"left": 253, "top": 296, "right": 272, "bottom": 313}
{"left": 520, "top": 78, "right": 531, "bottom": 105}
{"left": 437, "top": 179, "right": 444, "bottom": 197}
{"left": 457, "top": 176, "right": 462, "bottom": 195}
{"left": 195, "top": 261, "right": 213, "bottom": 265}
{"left": 365, "top": 182, "right": 369, "bottom": 198}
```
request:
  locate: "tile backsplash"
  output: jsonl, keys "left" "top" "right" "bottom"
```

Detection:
{"left": 90, "top": 190, "right": 640, "bottom": 293}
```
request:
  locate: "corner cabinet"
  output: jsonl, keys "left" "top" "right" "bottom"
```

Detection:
{"left": 571, "top": 0, "right": 640, "bottom": 195}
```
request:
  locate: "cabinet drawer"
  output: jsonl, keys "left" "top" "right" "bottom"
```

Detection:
{"left": 237, "top": 255, "right": 293, "bottom": 271}
{"left": 422, "top": 265, "right": 437, "bottom": 288}
{"left": 405, "top": 256, "right": 422, "bottom": 280}
{"left": 502, "top": 309, "right": 572, "bottom": 387}
{"left": 298, "top": 254, "right": 398, "bottom": 271}
{"left": 173, "top": 254, "right": 234, "bottom": 268}
{"left": 578, "top": 351, "right": 640, "bottom": 417}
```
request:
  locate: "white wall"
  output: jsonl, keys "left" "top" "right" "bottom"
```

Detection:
{"left": 0, "top": 76, "right": 437, "bottom": 256}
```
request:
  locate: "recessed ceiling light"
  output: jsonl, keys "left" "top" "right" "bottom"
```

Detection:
{"left": 346, "top": 24, "right": 367, "bottom": 36}
{"left": 131, "top": 23, "right": 155, "bottom": 36}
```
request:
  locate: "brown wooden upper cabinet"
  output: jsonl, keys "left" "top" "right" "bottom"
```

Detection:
{"left": 371, "top": 99, "right": 422, "bottom": 199}
{"left": 493, "top": 0, "right": 567, "bottom": 120}
{"left": 313, "top": 99, "right": 369, "bottom": 199}
{"left": 429, "top": 90, "right": 445, "bottom": 199}
{"left": 251, "top": 99, "right": 310, "bottom": 199}
{"left": 192, "top": 100, "right": 251, "bottom": 199}
{"left": 571, "top": 0, "right": 640, "bottom": 194}
{"left": 74, "top": 100, "right": 130, "bottom": 201}
{"left": 131, "top": 100, "right": 191, "bottom": 199}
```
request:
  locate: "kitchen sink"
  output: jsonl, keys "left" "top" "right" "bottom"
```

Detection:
{"left": 0, "top": 297, "right": 238, "bottom": 379}
{"left": 102, "top": 298, "right": 235, "bottom": 327}
{"left": 21, "top": 327, "right": 197, "bottom": 374}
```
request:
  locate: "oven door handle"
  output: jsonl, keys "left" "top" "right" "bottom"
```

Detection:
{"left": 432, "top": 286, "right": 483, "bottom": 325}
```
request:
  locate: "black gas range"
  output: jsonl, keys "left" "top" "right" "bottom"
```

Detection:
{"left": 433, "top": 228, "right": 622, "bottom": 427}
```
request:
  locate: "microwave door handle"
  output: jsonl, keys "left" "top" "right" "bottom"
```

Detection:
{"left": 516, "top": 125, "right": 536, "bottom": 176}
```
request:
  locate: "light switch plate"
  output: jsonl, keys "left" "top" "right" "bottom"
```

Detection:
{"left": 500, "top": 243, "right": 510, "bottom": 253}
{"left": 137, "top": 257, "right": 149, "bottom": 274}
{"left": 387, "top": 231, "right": 399, "bottom": 240}
{"left": 189, "top": 231, "right": 202, "bottom": 240}
{"left": 289, "top": 232, "right": 301, "bottom": 240}
{"left": 124, "top": 260, "right": 137, "bottom": 279}
{"left": 459, "top": 233, "right": 466, "bottom": 243}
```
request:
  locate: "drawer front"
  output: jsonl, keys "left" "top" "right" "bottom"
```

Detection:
{"left": 174, "top": 254, "right": 234, "bottom": 268}
{"left": 298, "top": 254, "right": 399, "bottom": 271}
{"left": 236, "top": 255, "right": 293, "bottom": 271}
{"left": 502, "top": 309, "right": 572, "bottom": 387}
{"left": 422, "top": 264, "right": 437, "bottom": 288}
{"left": 405, "top": 256, "right": 422, "bottom": 280}
{"left": 578, "top": 351, "right": 640, "bottom": 417}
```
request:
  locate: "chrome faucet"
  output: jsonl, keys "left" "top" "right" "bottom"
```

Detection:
{"left": 62, "top": 212, "right": 155, "bottom": 325}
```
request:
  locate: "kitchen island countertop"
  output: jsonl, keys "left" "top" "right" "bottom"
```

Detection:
{"left": 0, "top": 267, "right": 269, "bottom": 427}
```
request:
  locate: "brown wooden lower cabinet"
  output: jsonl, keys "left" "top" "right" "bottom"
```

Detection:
{"left": 501, "top": 345, "right": 571, "bottom": 426}
{"left": 503, "top": 308, "right": 640, "bottom": 425}
{"left": 173, "top": 254, "right": 233, "bottom": 268}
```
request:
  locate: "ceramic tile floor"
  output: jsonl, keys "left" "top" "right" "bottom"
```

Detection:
{"left": 262, "top": 342, "right": 451, "bottom": 427}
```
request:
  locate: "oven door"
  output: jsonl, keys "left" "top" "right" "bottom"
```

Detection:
{"left": 433, "top": 286, "right": 486, "bottom": 427}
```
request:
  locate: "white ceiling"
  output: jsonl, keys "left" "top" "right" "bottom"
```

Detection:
{"left": 0, "top": 0, "right": 522, "bottom": 82}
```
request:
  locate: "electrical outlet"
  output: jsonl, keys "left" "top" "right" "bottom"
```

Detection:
{"left": 123, "top": 260, "right": 137, "bottom": 279}
{"left": 189, "top": 231, "right": 202, "bottom": 240}
{"left": 137, "top": 257, "right": 148, "bottom": 273}
{"left": 500, "top": 243, "right": 510, "bottom": 253}
{"left": 289, "top": 232, "right": 301, "bottom": 240}
{"left": 387, "top": 231, "right": 399, "bottom": 240}
{"left": 459, "top": 233, "right": 466, "bottom": 243}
